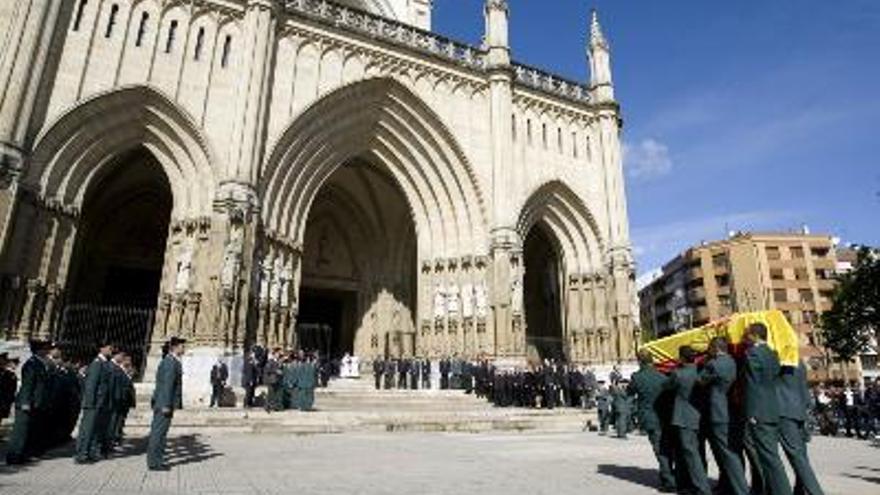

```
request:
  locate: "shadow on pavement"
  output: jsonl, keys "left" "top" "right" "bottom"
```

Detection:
{"left": 597, "top": 464, "right": 659, "bottom": 489}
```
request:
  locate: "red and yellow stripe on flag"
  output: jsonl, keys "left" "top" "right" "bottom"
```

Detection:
{"left": 640, "top": 310, "right": 800, "bottom": 371}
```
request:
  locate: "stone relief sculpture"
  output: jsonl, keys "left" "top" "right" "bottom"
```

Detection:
{"left": 475, "top": 282, "right": 489, "bottom": 320}
{"left": 174, "top": 244, "right": 194, "bottom": 294}
{"left": 446, "top": 284, "right": 461, "bottom": 317}
{"left": 461, "top": 283, "right": 474, "bottom": 319}
{"left": 433, "top": 283, "right": 446, "bottom": 321}
{"left": 221, "top": 225, "right": 244, "bottom": 292}
{"left": 511, "top": 278, "right": 523, "bottom": 316}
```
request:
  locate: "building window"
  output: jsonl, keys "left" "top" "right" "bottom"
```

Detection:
{"left": 819, "top": 290, "right": 834, "bottom": 303}
{"left": 221, "top": 35, "right": 232, "bottom": 68}
{"left": 807, "top": 332, "right": 817, "bottom": 346}
{"left": 165, "top": 20, "right": 178, "bottom": 53}
{"left": 105, "top": 4, "right": 119, "bottom": 38}
{"left": 770, "top": 268, "right": 784, "bottom": 281}
{"left": 715, "top": 274, "right": 730, "bottom": 287}
{"left": 766, "top": 246, "right": 781, "bottom": 260}
{"left": 811, "top": 247, "right": 829, "bottom": 258}
{"left": 712, "top": 253, "right": 728, "bottom": 268}
{"left": 803, "top": 310, "right": 818, "bottom": 325}
{"left": 194, "top": 27, "right": 205, "bottom": 60}
{"left": 73, "top": 0, "right": 88, "bottom": 32}
{"left": 790, "top": 246, "right": 805, "bottom": 259}
{"left": 773, "top": 289, "right": 787, "bottom": 303}
{"left": 135, "top": 12, "right": 149, "bottom": 47}
{"left": 794, "top": 268, "right": 809, "bottom": 281}
{"left": 799, "top": 289, "right": 814, "bottom": 303}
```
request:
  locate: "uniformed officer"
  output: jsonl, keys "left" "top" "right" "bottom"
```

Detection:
{"left": 283, "top": 353, "right": 300, "bottom": 410}
{"left": 743, "top": 323, "right": 793, "bottom": 495}
{"left": 611, "top": 381, "right": 631, "bottom": 439}
{"left": 6, "top": 340, "right": 51, "bottom": 465}
{"left": 628, "top": 350, "right": 676, "bottom": 492}
{"left": 107, "top": 349, "right": 130, "bottom": 448}
{"left": 75, "top": 341, "right": 114, "bottom": 464}
{"left": 298, "top": 352, "right": 317, "bottom": 411}
{"left": 147, "top": 337, "right": 185, "bottom": 471}
{"left": 421, "top": 358, "right": 431, "bottom": 389}
{"left": 669, "top": 345, "right": 711, "bottom": 495}
{"left": 263, "top": 349, "right": 283, "bottom": 412}
{"left": 777, "top": 361, "right": 825, "bottom": 495}
{"left": 700, "top": 337, "right": 749, "bottom": 495}
{"left": 372, "top": 357, "right": 384, "bottom": 390}
{"left": 596, "top": 382, "right": 612, "bottom": 435}
{"left": 0, "top": 352, "right": 17, "bottom": 424}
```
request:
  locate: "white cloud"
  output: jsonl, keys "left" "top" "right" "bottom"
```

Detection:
{"left": 623, "top": 138, "right": 673, "bottom": 180}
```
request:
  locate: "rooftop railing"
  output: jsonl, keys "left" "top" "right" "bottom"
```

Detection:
{"left": 284, "top": 0, "right": 591, "bottom": 105}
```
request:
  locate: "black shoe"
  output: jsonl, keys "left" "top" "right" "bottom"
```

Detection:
{"left": 74, "top": 457, "right": 95, "bottom": 465}
{"left": 148, "top": 464, "right": 170, "bottom": 471}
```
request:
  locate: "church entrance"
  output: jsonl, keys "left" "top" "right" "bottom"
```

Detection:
{"left": 523, "top": 225, "right": 565, "bottom": 362}
{"left": 62, "top": 147, "right": 172, "bottom": 375}
{"left": 296, "top": 288, "right": 357, "bottom": 358}
{"left": 298, "top": 159, "right": 417, "bottom": 361}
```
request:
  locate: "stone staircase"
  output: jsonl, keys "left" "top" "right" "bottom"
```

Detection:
{"left": 120, "top": 378, "right": 596, "bottom": 435}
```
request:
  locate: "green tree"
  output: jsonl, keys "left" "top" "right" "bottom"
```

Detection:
{"left": 820, "top": 247, "right": 879, "bottom": 361}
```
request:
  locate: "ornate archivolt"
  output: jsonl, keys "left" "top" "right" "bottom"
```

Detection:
{"left": 260, "top": 77, "right": 488, "bottom": 262}
{"left": 27, "top": 85, "right": 218, "bottom": 221}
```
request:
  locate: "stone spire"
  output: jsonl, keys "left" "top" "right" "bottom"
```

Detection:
{"left": 484, "top": 0, "right": 510, "bottom": 69}
{"left": 587, "top": 9, "right": 614, "bottom": 102}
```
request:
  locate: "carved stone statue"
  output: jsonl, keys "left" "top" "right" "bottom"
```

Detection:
{"left": 461, "top": 283, "right": 474, "bottom": 319}
{"left": 174, "top": 244, "right": 193, "bottom": 294}
{"left": 446, "top": 284, "right": 461, "bottom": 317}
{"left": 221, "top": 225, "right": 244, "bottom": 291}
{"left": 259, "top": 256, "right": 273, "bottom": 302}
{"left": 475, "top": 282, "right": 488, "bottom": 319}
{"left": 433, "top": 283, "right": 446, "bottom": 321}
{"left": 511, "top": 277, "right": 523, "bottom": 316}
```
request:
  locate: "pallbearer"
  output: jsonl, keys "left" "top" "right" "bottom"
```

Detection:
{"left": 628, "top": 351, "right": 676, "bottom": 492}
{"left": 777, "top": 361, "right": 825, "bottom": 495}
{"left": 669, "top": 346, "right": 711, "bottom": 495}
{"left": 699, "top": 337, "right": 749, "bottom": 495}
{"left": 147, "top": 337, "right": 185, "bottom": 471}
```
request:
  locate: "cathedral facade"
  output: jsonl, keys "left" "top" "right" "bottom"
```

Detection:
{"left": 0, "top": 0, "right": 636, "bottom": 373}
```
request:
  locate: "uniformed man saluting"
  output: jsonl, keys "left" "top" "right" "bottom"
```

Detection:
{"left": 147, "top": 337, "right": 185, "bottom": 471}
{"left": 75, "top": 341, "right": 114, "bottom": 464}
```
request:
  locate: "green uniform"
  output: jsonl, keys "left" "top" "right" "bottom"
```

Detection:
{"left": 744, "top": 342, "right": 793, "bottom": 495}
{"left": 282, "top": 362, "right": 299, "bottom": 410}
{"left": 297, "top": 362, "right": 317, "bottom": 411}
{"left": 263, "top": 358, "right": 283, "bottom": 411}
{"left": 628, "top": 364, "right": 676, "bottom": 491}
{"left": 700, "top": 353, "right": 749, "bottom": 495}
{"left": 147, "top": 354, "right": 183, "bottom": 469}
{"left": 670, "top": 363, "right": 711, "bottom": 495}
{"left": 777, "top": 363, "right": 824, "bottom": 495}
{"left": 596, "top": 388, "right": 612, "bottom": 434}
{"left": 75, "top": 355, "right": 113, "bottom": 462}
{"left": 611, "top": 385, "right": 631, "bottom": 439}
{"left": 6, "top": 355, "right": 50, "bottom": 464}
{"left": 108, "top": 363, "right": 133, "bottom": 445}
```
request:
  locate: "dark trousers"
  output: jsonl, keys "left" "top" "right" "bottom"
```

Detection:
{"left": 615, "top": 410, "right": 629, "bottom": 438}
{"left": 708, "top": 422, "right": 749, "bottom": 495}
{"left": 440, "top": 374, "right": 449, "bottom": 389}
{"left": 75, "top": 408, "right": 104, "bottom": 461}
{"left": 598, "top": 409, "right": 610, "bottom": 433}
{"left": 147, "top": 410, "right": 172, "bottom": 469}
{"left": 422, "top": 376, "right": 430, "bottom": 389}
{"left": 210, "top": 384, "right": 223, "bottom": 407}
{"left": 745, "top": 421, "right": 793, "bottom": 495}
{"left": 6, "top": 408, "right": 34, "bottom": 463}
{"left": 374, "top": 374, "right": 381, "bottom": 390}
{"left": 677, "top": 427, "right": 711, "bottom": 495}
{"left": 297, "top": 387, "right": 315, "bottom": 411}
{"left": 779, "top": 418, "right": 825, "bottom": 495}
{"left": 646, "top": 426, "right": 676, "bottom": 490}
{"left": 244, "top": 385, "right": 255, "bottom": 408}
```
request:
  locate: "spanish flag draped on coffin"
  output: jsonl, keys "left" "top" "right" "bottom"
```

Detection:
{"left": 640, "top": 310, "right": 800, "bottom": 371}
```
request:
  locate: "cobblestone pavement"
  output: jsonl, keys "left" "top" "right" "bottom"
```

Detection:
{"left": 1, "top": 431, "right": 877, "bottom": 495}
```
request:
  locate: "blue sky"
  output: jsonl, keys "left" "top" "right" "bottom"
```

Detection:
{"left": 433, "top": 0, "right": 880, "bottom": 275}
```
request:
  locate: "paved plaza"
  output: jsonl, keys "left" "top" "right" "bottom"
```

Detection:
{"left": 1, "top": 431, "right": 877, "bottom": 495}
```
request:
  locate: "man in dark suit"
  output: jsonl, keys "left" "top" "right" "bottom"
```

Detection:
{"left": 397, "top": 358, "right": 409, "bottom": 390}
{"left": 439, "top": 358, "right": 450, "bottom": 390}
{"left": 628, "top": 351, "right": 676, "bottom": 492}
{"left": 421, "top": 359, "right": 431, "bottom": 389}
{"left": 372, "top": 357, "right": 384, "bottom": 390}
{"left": 107, "top": 349, "right": 130, "bottom": 448}
{"left": 0, "top": 352, "right": 17, "bottom": 423}
{"left": 778, "top": 361, "right": 825, "bottom": 495}
{"left": 209, "top": 358, "right": 229, "bottom": 407}
{"left": 147, "top": 337, "right": 185, "bottom": 471}
{"left": 384, "top": 358, "right": 395, "bottom": 389}
{"left": 669, "top": 345, "right": 711, "bottom": 495}
{"left": 6, "top": 341, "right": 51, "bottom": 465}
{"left": 242, "top": 351, "right": 258, "bottom": 408}
{"left": 700, "top": 337, "right": 749, "bottom": 495}
{"left": 75, "top": 341, "right": 114, "bottom": 464}
{"left": 743, "top": 323, "right": 793, "bottom": 495}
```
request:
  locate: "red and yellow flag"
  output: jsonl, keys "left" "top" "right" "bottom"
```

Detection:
{"left": 640, "top": 310, "right": 800, "bottom": 371}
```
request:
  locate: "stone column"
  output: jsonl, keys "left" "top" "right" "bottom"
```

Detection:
{"left": 0, "top": 0, "right": 64, "bottom": 256}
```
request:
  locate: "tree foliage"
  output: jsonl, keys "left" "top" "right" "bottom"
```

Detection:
{"left": 820, "top": 247, "right": 880, "bottom": 361}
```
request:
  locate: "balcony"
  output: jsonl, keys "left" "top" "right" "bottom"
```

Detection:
{"left": 687, "top": 266, "right": 703, "bottom": 280}
{"left": 687, "top": 287, "right": 706, "bottom": 302}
